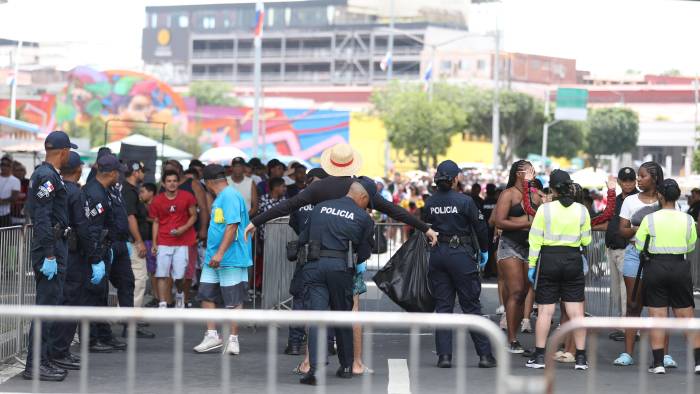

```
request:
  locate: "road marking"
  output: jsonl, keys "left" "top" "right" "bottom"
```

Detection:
{"left": 387, "top": 358, "right": 411, "bottom": 394}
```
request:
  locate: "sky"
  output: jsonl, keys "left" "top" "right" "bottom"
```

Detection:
{"left": 0, "top": 0, "right": 698, "bottom": 75}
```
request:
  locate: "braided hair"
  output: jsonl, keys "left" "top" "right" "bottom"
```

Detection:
{"left": 640, "top": 161, "right": 664, "bottom": 191}
{"left": 553, "top": 180, "right": 576, "bottom": 207}
{"left": 506, "top": 160, "right": 531, "bottom": 188}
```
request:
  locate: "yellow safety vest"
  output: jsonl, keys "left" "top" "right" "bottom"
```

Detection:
{"left": 528, "top": 201, "right": 592, "bottom": 268}
{"left": 634, "top": 209, "right": 696, "bottom": 254}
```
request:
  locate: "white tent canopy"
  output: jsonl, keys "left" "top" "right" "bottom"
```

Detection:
{"left": 199, "top": 146, "right": 249, "bottom": 164}
{"left": 91, "top": 134, "right": 192, "bottom": 160}
{"left": 571, "top": 167, "right": 609, "bottom": 189}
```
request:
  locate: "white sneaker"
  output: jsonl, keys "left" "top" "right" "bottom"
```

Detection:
{"left": 496, "top": 305, "right": 505, "bottom": 315}
{"left": 158, "top": 301, "right": 168, "bottom": 309}
{"left": 224, "top": 335, "right": 240, "bottom": 355}
{"left": 521, "top": 319, "right": 532, "bottom": 333}
{"left": 695, "top": 365, "right": 700, "bottom": 375}
{"left": 648, "top": 365, "right": 666, "bottom": 374}
{"left": 194, "top": 332, "right": 223, "bottom": 353}
{"left": 175, "top": 292, "right": 185, "bottom": 309}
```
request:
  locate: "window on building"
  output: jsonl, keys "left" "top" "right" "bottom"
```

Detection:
{"left": 178, "top": 15, "right": 189, "bottom": 28}
{"left": 285, "top": 7, "right": 292, "bottom": 26}
{"left": 531, "top": 59, "right": 541, "bottom": 69}
{"left": 151, "top": 13, "right": 157, "bottom": 28}
{"left": 441, "top": 60, "right": 452, "bottom": 72}
{"left": 477, "top": 59, "right": 486, "bottom": 70}
{"left": 460, "top": 60, "right": 469, "bottom": 71}
{"left": 327, "top": 6, "right": 335, "bottom": 24}
{"left": 202, "top": 16, "right": 216, "bottom": 29}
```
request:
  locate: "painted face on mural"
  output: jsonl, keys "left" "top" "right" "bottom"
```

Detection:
{"left": 120, "top": 94, "right": 155, "bottom": 122}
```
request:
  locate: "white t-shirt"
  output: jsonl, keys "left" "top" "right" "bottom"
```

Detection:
{"left": 619, "top": 193, "right": 681, "bottom": 227}
{"left": 0, "top": 175, "right": 20, "bottom": 216}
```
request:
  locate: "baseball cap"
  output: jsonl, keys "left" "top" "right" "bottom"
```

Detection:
{"left": 549, "top": 169, "right": 572, "bottom": 188}
{"left": 202, "top": 164, "right": 227, "bottom": 181}
{"left": 126, "top": 160, "right": 145, "bottom": 174}
{"left": 618, "top": 167, "right": 636, "bottom": 181}
{"left": 355, "top": 175, "right": 377, "bottom": 202}
{"left": 306, "top": 168, "right": 328, "bottom": 180}
{"left": 267, "top": 158, "right": 286, "bottom": 169}
{"left": 231, "top": 157, "right": 246, "bottom": 166}
{"left": 61, "top": 152, "right": 83, "bottom": 171}
{"left": 436, "top": 160, "right": 460, "bottom": 179}
{"left": 97, "top": 154, "right": 126, "bottom": 173}
{"left": 44, "top": 131, "right": 77, "bottom": 150}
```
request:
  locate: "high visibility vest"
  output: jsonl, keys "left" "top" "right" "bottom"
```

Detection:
{"left": 528, "top": 201, "right": 592, "bottom": 268}
{"left": 634, "top": 209, "right": 696, "bottom": 254}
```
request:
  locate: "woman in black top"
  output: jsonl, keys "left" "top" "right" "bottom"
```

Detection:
{"left": 494, "top": 160, "right": 541, "bottom": 353}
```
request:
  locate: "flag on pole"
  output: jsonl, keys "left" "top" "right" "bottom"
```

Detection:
{"left": 254, "top": 2, "right": 265, "bottom": 38}
{"left": 6, "top": 74, "right": 15, "bottom": 87}
{"left": 380, "top": 51, "right": 392, "bottom": 72}
{"left": 422, "top": 62, "right": 433, "bottom": 90}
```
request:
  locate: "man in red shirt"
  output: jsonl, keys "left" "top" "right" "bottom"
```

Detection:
{"left": 149, "top": 170, "right": 197, "bottom": 308}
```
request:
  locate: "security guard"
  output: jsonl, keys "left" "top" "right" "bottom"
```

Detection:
{"left": 286, "top": 168, "right": 329, "bottom": 356}
{"left": 49, "top": 152, "right": 104, "bottom": 370}
{"left": 423, "top": 160, "right": 496, "bottom": 369}
{"left": 82, "top": 154, "right": 122, "bottom": 352}
{"left": 297, "top": 177, "right": 375, "bottom": 386}
{"left": 634, "top": 179, "right": 700, "bottom": 375}
{"left": 527, "top": 169, "right": 591, "bottom": 371}
{"left": 23, "top": 131, "right": 76, "bottom": 381}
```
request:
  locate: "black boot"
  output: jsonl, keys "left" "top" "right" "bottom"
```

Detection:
{"left": 22, "top": 361, "right": 67, "bottom": 382}
{"left": 478, "top": 354, "right": 497, "bottom": 368}
{"left": 103, "top": 336, "right": 127, "bottom": 351}
{"left": 336, "top": 366, "right": 353, "bottom": 378}
{"left": 299, "top": 371, "right": 317, "bottom": 385}
{"left": 89, "top": 340, "right": 114, "bottom": 353}
{"left": 284, "top": 343, "right": 302, "bottom": 356}
{"left": 51, "top": 355, "right": 80, "bottom": 370}
{"left": 437, "top": 354, "right": 452, "bottom": 368}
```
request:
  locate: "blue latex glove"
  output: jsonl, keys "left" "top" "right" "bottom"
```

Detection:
{"left": 356, "top": 261, "right": 367, "bottom": 274}
{"left": 528, "top": 267, "right": 536, "bottom": 284}
{"left": 126, "top": 242, "right": 133, "bottom": 257}
{"left": 40, "top": 257, "right": 57, "bottom": 280}
{"left": 91, "top": 261, "right": 106, "bottom": 285}
{"left": 479, "top": 251, "right": 489, "bottom": 271}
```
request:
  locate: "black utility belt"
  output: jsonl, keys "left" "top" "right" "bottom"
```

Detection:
{"left": 437, "top": 234, "right": 470, "bottom": 248}
{"left": 649, "top": 253, "right": 684, "bottom": 261}
{"left": 540, "top": 246, "right": 580, "bottom": 254}
{"left": 53, "top": 225, "right": 72, "bottom": 240}
{"left": 318, "top": 249, "right": 348, "bottom": 259}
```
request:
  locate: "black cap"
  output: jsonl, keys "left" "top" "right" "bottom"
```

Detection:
{"left": 97, "top": 154, "right": 126, "bottom": 173}
{"left": 96, "top": 147, "right": 112, "bottom": 158}
{"left": 231, "top": 157, "right": 246, "bottom": 166}
{"left": 549, "top": 169, "right": 572, "bottom": 188}
{"left": 355, "top": 176, "right": 377, "bottom": 202}
{"left": 61, "top": 151, "right": 83, "bottom": 171}
{"left": 618, "top": 167, "right": 636, "bottom": 181}
{"left": 203, "top": 164, "right": 227, "bottom": 181}
{"left": 267, "top": 158, "right": 285, "bottom": 169}
{"left": 436, "top": 160, "right": 460, "bottom": 178}
{"left": 44, "top": 131, "right": 77, "bottom": 150}
{"left": 306, "top": 168, "right": 328, "bottom": 180}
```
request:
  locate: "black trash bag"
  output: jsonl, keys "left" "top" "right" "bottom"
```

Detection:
{"left": 372, "top": 232, "right": 434, "bottom": 312}
{"left": 371, "top": 227, "right": 388, "bottom": 254}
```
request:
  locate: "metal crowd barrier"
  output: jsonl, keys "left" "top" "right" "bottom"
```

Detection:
{"left": 0, "top": 305, "right": 516, "bottom": 394}
{"left": 583, "top": 231, "right": 617, "bottom": 317}
{"left": 260, "top": 220, "right": 406, "bottom": 310}
{"left": 0, "top": 225, "right": 34, "bottom": 363}
{"left": 686, "top": 239, "right": 700, "bottom": 292}
{"left": 544, "top": 317, "right": 700, "bottom": 394}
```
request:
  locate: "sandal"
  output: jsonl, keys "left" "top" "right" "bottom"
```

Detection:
{"left": 292, "top": 363, "right": 310, "bottom": 375}
{"left": 353, "top": 366, "right": 375, "bottom": 376}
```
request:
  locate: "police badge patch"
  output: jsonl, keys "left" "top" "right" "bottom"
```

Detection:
{"left": 36, "top": 181, "right": 54, "bottom": 199}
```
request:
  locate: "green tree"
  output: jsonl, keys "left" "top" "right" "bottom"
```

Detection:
{"left": 188, "top": 81, "right": 241, "bottom": 107}
{"left": 661, "top": 69, "right": 682, "bottom": 77}
{"left": 371, "top": 82, "right": 465, "bottom": 170}
{"left": 516, "top": 117, "right": 586, "bottom": 159}
{"left": 586, "top": 107, "right": 639, "bottom": 168}
{"left": 464, "top": 89, "right": 543, "bottom": 165}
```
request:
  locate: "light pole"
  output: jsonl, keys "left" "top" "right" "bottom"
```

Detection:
{"left": 252, "top": 0, "right": 263, "bottom": 158}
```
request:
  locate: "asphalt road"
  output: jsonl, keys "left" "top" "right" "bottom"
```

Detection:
{"left": 1, "top": 277, "right": 698, "bottom": 394}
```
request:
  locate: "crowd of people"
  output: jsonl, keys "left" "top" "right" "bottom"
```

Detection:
{"left": 6, "top": 129, "right": 700, "bottom": 385}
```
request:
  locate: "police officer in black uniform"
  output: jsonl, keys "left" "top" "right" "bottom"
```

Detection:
{"left": 286, "top": 168, "right": 329, "bottom": 355}
{"left": 423, "top": 160, "right": 497, "bottom": 369}
{"left": 23, "top": 131, "right": 76, "bottom": 381}
{"left": 49, "top": 152, "right": 105, "bottom": 370}
{"left": 82, "top": 154, "right": 124, "bottom": 352}
{"left": 297, "top": 177, "right": 375, "bottom": 386}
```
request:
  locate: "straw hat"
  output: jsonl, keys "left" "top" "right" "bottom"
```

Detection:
{"left": 320, "top": 143, "right": 363, "bottom": 177}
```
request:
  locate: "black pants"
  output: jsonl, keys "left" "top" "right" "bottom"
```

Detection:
{"left": 90, "top": 241, "right": 135, "bottom": 342}
{"left": 50, "top": 251, "right": 90, "bottom": 358}
{"left": 288, "top": 264, "right": 336, "bottom": 347}
{"left": 302, "top": 259, "right": 354, "bottom": 371}
{"left": 428, "top": 244, "right": 492, "bottom": 357}
{"left": 26, "top": 240, "right": 67, "bottom": 367}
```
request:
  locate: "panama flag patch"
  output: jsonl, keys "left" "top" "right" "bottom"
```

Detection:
{"left": 96, "top": 203, "right": 104, "bottom": 214}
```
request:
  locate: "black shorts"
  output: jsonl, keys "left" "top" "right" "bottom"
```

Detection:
{"left": 643, "top": 256, "right": 695, "bottom": 309}
{"left": 535, "top": 247, "right": 584, "bottom": 305}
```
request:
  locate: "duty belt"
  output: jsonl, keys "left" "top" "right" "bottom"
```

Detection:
{"left": 52, "top": 224, "right": 71, "bottom": 240}
{"left": 319, "top": 249, "right": 349, "bottom": 259}
{"left": 437, "top": 234, "right": 470, "bottom": 248}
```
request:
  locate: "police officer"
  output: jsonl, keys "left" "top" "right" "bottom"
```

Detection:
{"left": 286, "top": 168, "right": 329, "bottom": 356}
{"left": 297, "top": 177, "right": 375, "bottom": 386}
{"left": 423, "top": 160, "right": 497, "bottom": 369}
{"left": 526, "top": 169, "right": 591, "bottom": 371}
{"left": 49, "top": 152, "right": 104, "bottom": 370}
{"left": 23, "top": 131, "right": 76, "bottom": 381}
{"left": 634, "top": 179, "right": 700, "bottom": 375}
{"left": 82, "top": 154, "right": 124, "bottom": 352}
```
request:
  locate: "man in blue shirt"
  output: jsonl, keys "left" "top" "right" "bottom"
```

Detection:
{"left": 194, "top": 164, "right": 252, "bottom": 356}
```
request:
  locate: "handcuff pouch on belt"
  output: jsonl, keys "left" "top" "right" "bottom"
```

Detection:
{"left": 66, "top": 228, "right": 79, "bottom": 252}
{"left": 306, "top": 239, "right": 321, "bottom": 261}
{"left": 286, "top": 240, "right": 299, "bottom": 261}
